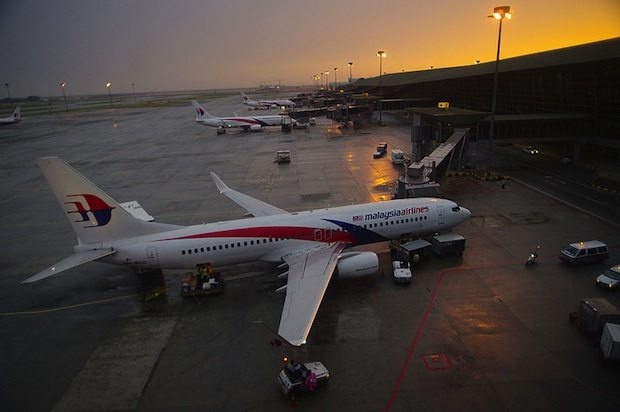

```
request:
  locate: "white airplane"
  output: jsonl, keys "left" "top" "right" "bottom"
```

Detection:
{"left": 241, "top": 93, "right": 295, "bottom": 109}
{"left": 24, "top": 157, "right": 471, "bottom": 346}
{"left": 0, "top": 107, "right": 21, "bottom": 125}
{"left": 192, "top": 100, "right": 289, "bottom": 134}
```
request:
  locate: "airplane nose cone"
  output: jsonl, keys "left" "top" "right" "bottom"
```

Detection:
{"left": 461, "top": 207, "right": 471, "bottom": 220}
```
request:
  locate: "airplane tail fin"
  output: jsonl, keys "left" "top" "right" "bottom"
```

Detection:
{"left": 22, "top": 157, "right": 179, "bottom": 283}
{"left": 191, "top": 100, "right": 211, "bottom": 120}
{"left": 12, "top": 107, "right": 21, "bottom": 121}
{"left": 37, "top": 157, "right": 179, "bottom": 246}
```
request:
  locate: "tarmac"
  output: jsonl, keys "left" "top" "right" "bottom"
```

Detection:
{"left": 1, "top": 94, "right": 619, "bottom": 411}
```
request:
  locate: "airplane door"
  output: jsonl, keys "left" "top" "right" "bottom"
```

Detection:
{"left": 147, "top": 247, "right": 159, "bottom": 266}
{"left": 313, "top": 229, "right": 322, "bottom": 241}
{"left": 438, "top": 206, "right": 445, "bottom": 225}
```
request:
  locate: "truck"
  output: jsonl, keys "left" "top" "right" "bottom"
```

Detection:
{"left": 599, "top": 323, "right": 620, "bottom": 361}
{"left": 569, "top": 297, "right": 620, "bottom": 337}
{"left": 431, "top": 234, "right": 466, "bottom": 256}
{"left": 391, "top": 149, "right": 405, "bottom": 165}
{"left": 392, "top": 260, "right": 412, "bottom": 283}
{"left": 277, "top": 360, "right": 330, "bottom": 399}
{"left": 275, "top": 150, "right": 291, "bottom": 163}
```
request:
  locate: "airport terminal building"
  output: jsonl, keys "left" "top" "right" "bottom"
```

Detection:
{"left": 350, "top": 37, "right": 620, "bottom": 166}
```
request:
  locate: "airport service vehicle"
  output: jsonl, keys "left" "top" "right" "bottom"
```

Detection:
{"left": 522, "top": 146, "right": 539, "bottom": 155}
{"left": 396, "top": 239, "right": 432, "bottom": 263}
{"left": 0, "top": 107, "right": 21, "bottom": 125}
{"left": 192, "top": 100, "right": 289, "bottom": 134}
{"left": 569, "top": 298, "right": 620, "bottom": 337}
{"left": 241, "top": 92, "right": 295, "bottom": 109}
{"left": 596, "top": 265, "right": 620, "bottom": 290}
{"left": 373, "top": 142, "right": 388, "bottom": 159}
{"left": 392, "top": 260, "right": 412, "bottom": 283}
{"left": 23, "top": 157, "right": 470, "bottom": 346}
{"left": 559, "top": 240, "right": 608, "bottom": 265}
{"left": 391, "top": 149, "right": 405, "bottom": 165}
{"left": 599, "top": 323, "right": 620, "bottom": 361}
{"left": 277, "top": 361, "right": 329, "bottom": 398}
{"left": 275, "top": 150, "right": 291, "bottom": 163}
{"left": 431, "top": 234, "right": 466, "bottom": 256}
{"left": 181, "top": 271, "right": 223, "bottom": 298}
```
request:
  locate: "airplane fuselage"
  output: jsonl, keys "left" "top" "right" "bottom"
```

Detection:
{"left": 95, "top": 198, "right": 468, "bottom": 271}
{"left": 198, "top": 115, "right": 285, "bottom": 130}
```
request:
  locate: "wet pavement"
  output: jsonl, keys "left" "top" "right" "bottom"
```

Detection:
{"left": 1, "top": 95, "right": 619, "bottom": 411}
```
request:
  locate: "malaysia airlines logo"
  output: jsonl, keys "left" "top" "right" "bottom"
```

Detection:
{"left": 65, "top": 194, "right": 115, "bottom": 227}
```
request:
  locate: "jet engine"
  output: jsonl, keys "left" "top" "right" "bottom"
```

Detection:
{"left": 249, "top": 124, "right": 262, "bottom": 131}
{"left": 336, "top": 252, "right": 379, "bottom": 279}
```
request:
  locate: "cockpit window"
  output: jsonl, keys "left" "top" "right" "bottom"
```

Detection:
{"left": 452, "top": 206, "right": 460, "bottom": 212}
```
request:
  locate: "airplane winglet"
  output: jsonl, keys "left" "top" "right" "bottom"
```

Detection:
{"left": 210, "top": 172, "right": 230, "bottom": 194}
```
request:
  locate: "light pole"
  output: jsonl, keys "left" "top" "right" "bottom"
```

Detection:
{"left": 325, "top": 71, "right": 329, "bottom": 90}
{"left": 487, "top": 5, "right": 511, "bottom": 172}
{"left": 4, "top": 82, "right": 11, "bottom": 102}
{"left": 348, "top": 61, "right": 353, "bottom": 82}
{"left": 60, "top": 82, "right": 68, "bottom": 111}
{"left": 105, "top": 82, "right": 112, "bottom": 107}
{"left": 377, "top": 50, "right": 386, "bottom": 125}
{"left": 334, "top": 67, "right": 338, "bottom": 91}
{"left": 131, "top": 82, "right": 137, "bottom": 104}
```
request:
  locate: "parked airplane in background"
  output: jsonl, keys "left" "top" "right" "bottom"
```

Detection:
{"left": 24, "top": 157, "right": 470, "bottom": 346}
{"left": 241, "top": 93, "right": 295, "bottom": 109}
{"left": 192, "top": 100, "right": 289, "bottom": 134}
{"left": 0, "top": 107, "right": 21, "bottom": 125}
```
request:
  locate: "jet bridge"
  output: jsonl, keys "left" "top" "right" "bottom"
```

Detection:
{"left": 396, "top": 128, "right": 469, "bottom": 198}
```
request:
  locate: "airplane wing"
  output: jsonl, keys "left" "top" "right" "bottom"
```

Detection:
{"left": 22, "top": 249, "right": 116, "bottom": 283}
{"left": 210, "top": 172, "right": 288, "bottom": 217}
{"left": 278, "top": 242, "right": 347, "bottom": 346}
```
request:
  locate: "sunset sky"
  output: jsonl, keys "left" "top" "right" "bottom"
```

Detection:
{"left": 1, "top": 0, "right": 618, "bottom": 97}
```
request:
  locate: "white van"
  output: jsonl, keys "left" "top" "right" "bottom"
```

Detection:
{"left": 559, "top": 240, "right": 608, "bottom": 265}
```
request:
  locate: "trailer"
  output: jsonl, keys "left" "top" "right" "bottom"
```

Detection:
{"left": 599, "top": 323, "right": 620, "bottom": 362}
{"left": 431, "top": 234, "right": 466, "bottom": 256}
{"left": 569, "top": 298, "right": 620, "bottom": 337}
{"left": 396, "top": 239, "right": 432, "bottom": 263}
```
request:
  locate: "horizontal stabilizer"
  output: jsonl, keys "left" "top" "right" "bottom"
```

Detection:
{"left": 210, "top": 172, "right": 288, "bottom": 217}
{"left": 120, "top": 201, "right": 155, "bottom": 222}
{"left": 22, "top": 249, "right": 116, "bottom": 283}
